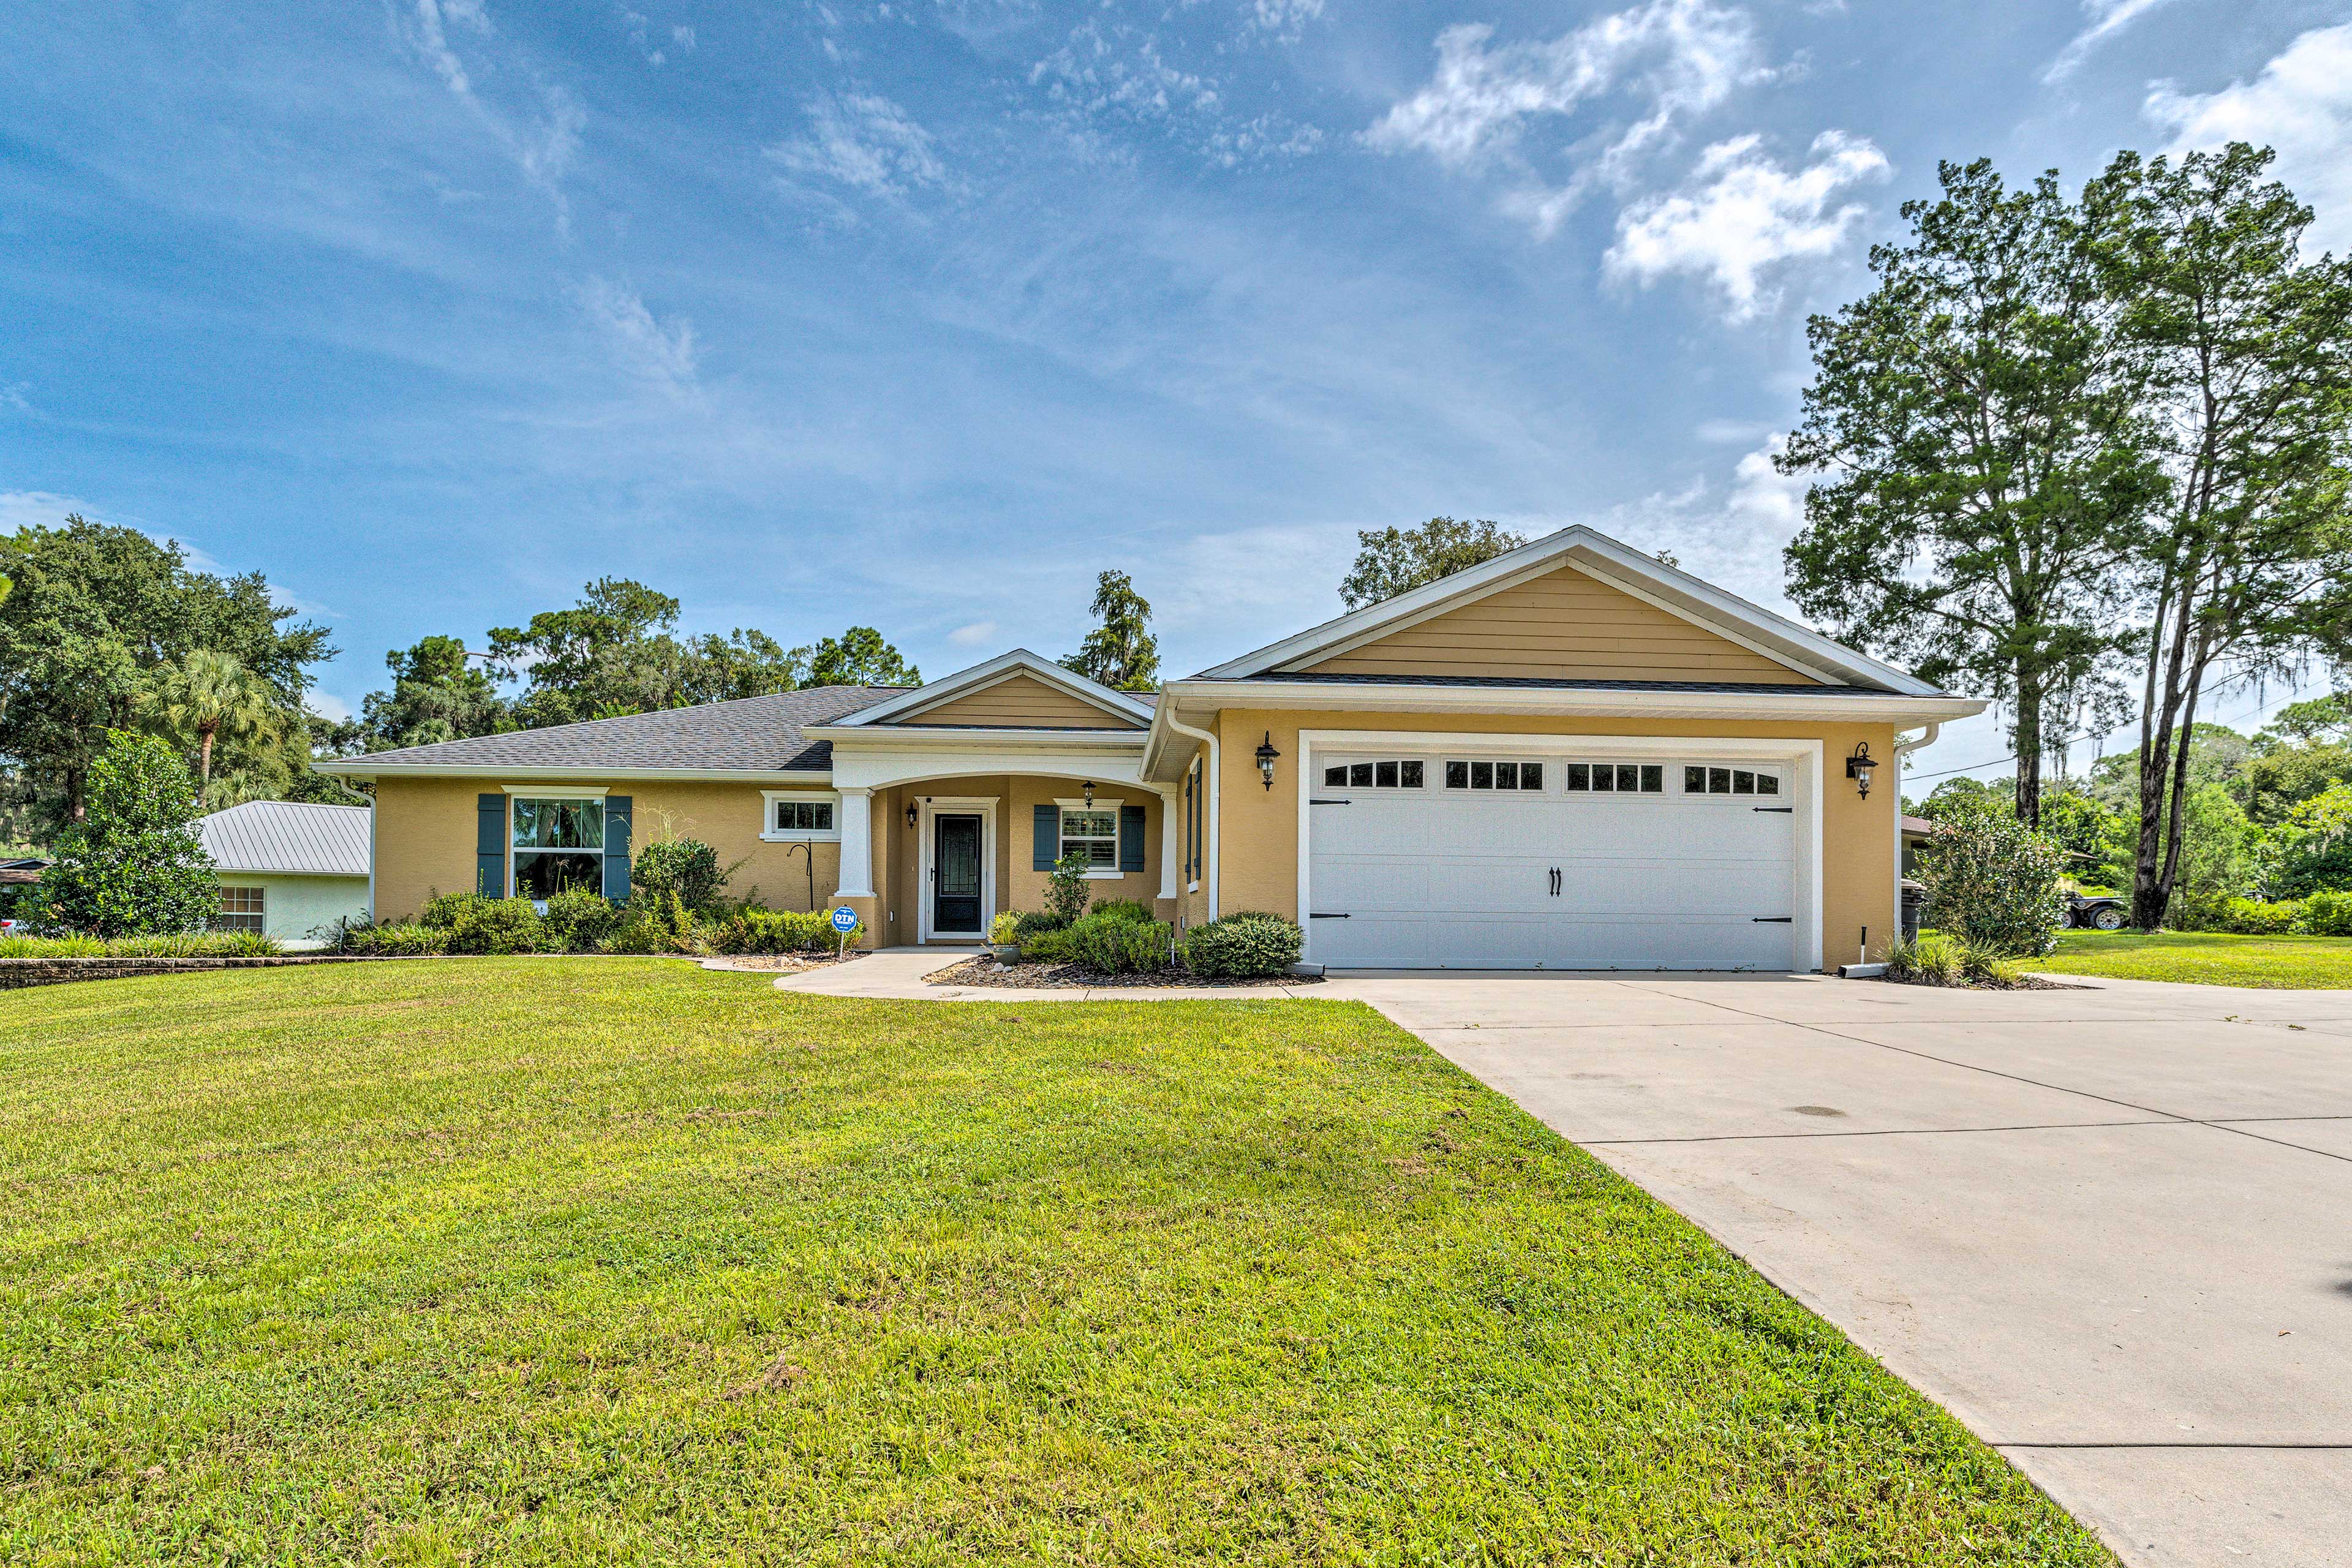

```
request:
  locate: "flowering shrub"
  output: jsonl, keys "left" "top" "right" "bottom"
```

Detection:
{"left": 1918, "top": 802, "right": 2069, "bottom": 957}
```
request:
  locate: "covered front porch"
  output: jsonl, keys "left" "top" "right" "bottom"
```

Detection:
{"left": 828, "top": 765, "right": 1179, "bottom": 948}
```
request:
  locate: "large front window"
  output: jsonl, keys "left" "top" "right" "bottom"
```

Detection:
{"left": 512, "top": 797, "right": 605, "bottom": 898}
{"left": 1059, "top": 807, "right": 1118, "bottom": 869}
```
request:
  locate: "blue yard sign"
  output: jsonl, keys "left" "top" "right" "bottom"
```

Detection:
{"left": 829, "top": 905, "right": 858, "bottom": 933}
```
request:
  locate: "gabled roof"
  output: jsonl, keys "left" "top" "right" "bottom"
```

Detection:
{"left": 831, "top": 649, "right": 1154, "bottom": 729}
{"left": 198, "top": 801, "right": 372, "bottom": 876}
{"left": 315, "top": 685, "right": 902, "bottom": 777}
{"left": 1194, "top": 525, "right": 1944, "bottom": 697}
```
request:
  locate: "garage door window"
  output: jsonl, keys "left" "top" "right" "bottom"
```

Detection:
{"left": 1445, "top": 760, "right": 1544, "bottom": 791}
{"left": 1565, "top": 763, "right": 1664, "bottom": 794}
{"left": 1685, "top": 765, "right": 1781, "bottom": 797}
{"left": 1322, "top": 760, "right": 1425, "bottom": 788}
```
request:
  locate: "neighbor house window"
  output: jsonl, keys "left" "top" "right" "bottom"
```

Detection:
{"left": 1321, "top": 760, "right": 1426, "bottom": 788}
{"left": 1060, "top": 807, "right": 1119, "bottom": 869}
{"left": 1564, "top": 763, "right": 1664, "bottom": 794}
{"left": 1444, "top": 760, "right": 1544, "bottom": 791}
{"left": 762, "top": 793, "right": 840, "bottom": 840}
{"left": 1684, "top": 765, "right": 1781, "bottom": 796}
{"left": 511, "top": 797, "right": 605, "bottom": 898}
{"left": 214, "top": 886, "right": 265, "bottom": 933}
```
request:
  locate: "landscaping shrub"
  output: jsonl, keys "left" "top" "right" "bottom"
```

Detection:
{"left": 337, "top": 922, "right": 450, "bottom": 957}
{"left": 1090, "top": 897, "right": 1156, "bottom": 925}
{"left": 1011, "top": 910, "right": 1069, "bottom": 941}
{"left": 1045, "top": 851, "right": 1091, "bottom": 925}
{"left": 1182, "top": 912, "right": 1304, "bottom": 978}
{"left": 2301, "top": 889, "right": 2352, "bottom": 937}
{"left": 539, "top": 888, "right": 622, "bottom": 951}
{"left": 0, "top": 930, "right": 282, "bottom": 959}
{"left": 1055, "top": 910, "right": 1175, "bottom": 973}
{"left": 418, "top": 892, "right": 549, "bottom": 955}
{"left": 1887, "top": 930, "right": 1965, "bottom": 986}
{"left": 989, "top": 911, "right": 1021, "bottom": 945}
{"left": 1959, "top": 941, "right": 2029, "bottom": 987}
{"left": 1917, "top": 804, "right": 2068, "bottom": 957}
{"left": 600, "top": 893, "right": 704, "bottom": 956}
{"left": 631, "top": 838, "right": 730, "bottom": 914}
{"left": 2219, "top": 897, "right": 2302, "bottom": 935}
{"left": 35, "top": 731, "right": 218, "bottom": 938}
{"left": 709, "top": 907, "right": 858, "bottom": 954}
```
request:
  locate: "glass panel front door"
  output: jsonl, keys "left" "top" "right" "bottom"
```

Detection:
{"left": 932, "top": 813, "right": 983, "bottom": 935}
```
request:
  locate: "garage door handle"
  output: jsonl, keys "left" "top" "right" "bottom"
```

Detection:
{"left": 1752, "top": 916, "right": 1793, "bottom": 923}
{"left": 1308, "top": 912, "right": 1350, "bottom": 919}
{"left": 1752, "top": 806, "right": 1793, "bottom": 813}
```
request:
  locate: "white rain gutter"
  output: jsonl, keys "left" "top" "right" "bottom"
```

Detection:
{"left": 1159, "top": 706, "right": 1219, "bottom": 920}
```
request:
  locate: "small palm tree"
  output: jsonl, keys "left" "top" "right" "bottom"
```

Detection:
{"left": 140, "top": 650, "right": 282, "bottom": 805}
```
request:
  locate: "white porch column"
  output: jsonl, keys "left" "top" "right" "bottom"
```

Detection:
{"left": 1158, "top": 787, "right": 1182, "bottom": 901}
{"left": 834, "top": 787, "right": 876, "bottom": 896}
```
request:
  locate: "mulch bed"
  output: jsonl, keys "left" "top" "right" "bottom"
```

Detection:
{"left": 926, "top": 957, "right": 1321, "bottom": 990}
{"left": 698, "top": 952, "right": 865, "bottom": 974}
{"left": 1871, "top": 970, "right": 2088, "bottom": 991}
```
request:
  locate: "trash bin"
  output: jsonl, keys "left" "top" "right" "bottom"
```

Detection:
{"left": 1900, "top": 880, "right": 1926, "bottom": 943}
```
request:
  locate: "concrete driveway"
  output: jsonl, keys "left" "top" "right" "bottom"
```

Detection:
{"left": 1336, "top": 969, "right": 2352, "bottom": 1568}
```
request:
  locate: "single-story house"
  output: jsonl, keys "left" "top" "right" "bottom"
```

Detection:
{"left": 320, "top": 526, "right": 1986, "bottom": 970}
{"left": 1901, "top": 814, "right": 1936, "bottom": 879}
{"left": 196, "top": 800, "right": 374, "bottom": 942}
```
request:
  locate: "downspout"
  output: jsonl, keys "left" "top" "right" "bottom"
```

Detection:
{"left": 1159, "top": 706, "right": 1219, "bottom": 921}
{"left": 1890, "top": 723, "right": 1940, "bottom": 946}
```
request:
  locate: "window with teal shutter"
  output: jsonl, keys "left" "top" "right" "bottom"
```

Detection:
{"left": 1033, "top": 803, "right": 1058, "bottom": 870}
{"left": 603, "top": 796, "right": 632, "bottom": 901}
{"left": 476, "top": 794, "right": 505, "bottom": 895}
{"left": 1118, "top": 804, "right": 1146, "bottom": 873}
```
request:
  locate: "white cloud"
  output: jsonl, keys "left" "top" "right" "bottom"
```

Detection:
{"left": 0, "top": 491, "right": 102, "bottom": 536}
{"left": 1248, "top": 0, "right": 1324, "bottom": 45}
{"left": 1695, "top": 417, "right": 1770, "bottom": 444}
{"left": 671, "top": 24, "right": 695, "bottom": 51}
{"left": 1604, "top": 130, "right": 1888, "bottom": 320}
{"left": 397, "top": 1, "right": 584, "bottom": 227}
{"left": 2145, "top": 23, "right": 2352, "bottom": 255}
{"left": 308, "top": 690, "right": 355, "bottom": 723}
{"left": 571, "top": 277, "right": 699, "bottom": 393}
{"left": 767, "top": 92, "right": 946, "bottom": 201}
{"left": 1366, "top": 0, "right": 1772, "bottom": 184}
{"left": 948, "top": 620, "right": 1000, "bottom": 647}
{"left": 1597, "top": 435, "right": 1810, "bottom": 609}
{"left": 2043, "top": 0, "right": 2179, "bottom": 84}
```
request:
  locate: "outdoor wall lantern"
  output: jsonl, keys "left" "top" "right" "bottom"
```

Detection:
{"left": 1256, "top": 732, "right": 1281, "bottom": 791}
{"left": 1846, "top": 741, "right": 1879, "bottom": 799}
{"left": 1081, "top": 780, "right": 1096, "bottom": 809}
{"left": 905, "top": 801, "right": 919, "bottom": 829}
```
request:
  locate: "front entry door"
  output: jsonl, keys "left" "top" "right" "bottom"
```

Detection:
{"left": 931, "top": 813, "right": 984, "bottom": 936}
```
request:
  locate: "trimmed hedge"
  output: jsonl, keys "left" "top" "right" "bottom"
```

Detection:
{"left": 1182, "top": 913, "right": 1303, "bottom": 979}
{"left": 0, "top": 930, "right": 282, "bottom": 959}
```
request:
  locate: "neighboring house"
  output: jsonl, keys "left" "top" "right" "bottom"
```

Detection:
{"left": 321, "top": 527, "right": 1986, "bottom": 970}
{"left": 1901, "top": 815, "right": 1936, "bottom": 880}
{"left": 197, "top": 801, "right": 373, "bottom": 942}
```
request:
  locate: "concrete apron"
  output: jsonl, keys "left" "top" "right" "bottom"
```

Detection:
{"left": 1332, "top": 970, "right": 2352, "bottom": 1568}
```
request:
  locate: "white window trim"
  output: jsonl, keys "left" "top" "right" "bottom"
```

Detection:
{"left": 761, "top": 789, "right": 843, "bottom": 842}
{"left": 502, "top": 783, "right": 607, "bottom": 797}
{"left": 1053, "top": 800, "right": 1126, "bottom": 878}
{"left": 1683, "top": 763, "right": 1789, "bottom": 799}
{"left": 1441, "top": 757, "right": 1550, "bottom": 793}
{"left": 1558, "top": 760, "right": 1669, "bottom": 797}
{"left": 507, "top": 794, "right": 610, "bottom": 899}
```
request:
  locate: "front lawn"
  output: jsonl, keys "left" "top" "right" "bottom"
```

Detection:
{"left": 2040, "top": 929, "right": 2352, "bottom": 988}
{"left": 1, "top": 962, "right": 2107, "bottom": 1564}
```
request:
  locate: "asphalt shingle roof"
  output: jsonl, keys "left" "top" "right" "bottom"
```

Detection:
{"left": 198, "top": 801, "right": 373, "bottom": 876}
{"left": 1248, "top": 673, "right": 1907, "bottom": 696}
{"left": 345, "top": 685, "right": 902, "bottom": 773}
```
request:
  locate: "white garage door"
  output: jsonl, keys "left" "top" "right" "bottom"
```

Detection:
{"left": 1305, "top": 748, "right": 1801, "bottom": 970}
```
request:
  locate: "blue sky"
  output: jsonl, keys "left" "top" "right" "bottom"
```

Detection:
{"left": 5, "top": 0, "right": 2350, "bottom": 782}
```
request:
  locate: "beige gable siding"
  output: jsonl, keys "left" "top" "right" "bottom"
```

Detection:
{"left": 1301, "top": 565, "right": 1822, "bottom": 685}
{"left": 890, "top": 673, "right": 1140, "bottom": 729}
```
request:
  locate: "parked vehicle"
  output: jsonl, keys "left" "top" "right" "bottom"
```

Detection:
{"left": 2066, "top": 894, "right": 2128, "bottom": 931}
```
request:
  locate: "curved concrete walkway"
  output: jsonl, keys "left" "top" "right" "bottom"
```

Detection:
{"left": 773, "top": 946, "right": 1317, "bottom": 1002}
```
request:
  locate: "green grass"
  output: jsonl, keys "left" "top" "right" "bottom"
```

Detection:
{"left": 0, "top": 962, "right": 2109, "bottom": 1566}
{"left": 2040, "top": 929, "right": 2352, "bottom": 987}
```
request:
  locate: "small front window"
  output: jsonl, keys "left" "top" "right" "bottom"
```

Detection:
{"left": 1445, "top": 760, "right": 1544, "bottom": 791}
{"left": 1685, "top": 765, "right": 1782, "bottom": 796}
{"left": 1060, "top": 807, "right": 1118, "bottom": 869}
{"left": 512, "top": 797, "right": 605, "bottom": 898}
{"left": 214, "top": 886, "right": 265, "bottom": 933}
{"left": 1322, "top": 760, "right": 1425, "bottom": 789}
{"left": 773, "top": 799, "right": 834, "bottom": 834}
{"left": 1564, "top": 763, "right": 1664, "bottom": 794}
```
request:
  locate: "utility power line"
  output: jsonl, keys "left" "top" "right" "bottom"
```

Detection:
{"left": 1905, "top": 688, "right": 2310, "bottom": 785}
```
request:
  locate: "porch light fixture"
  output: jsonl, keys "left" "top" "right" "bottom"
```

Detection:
{"left": 905, "top": 801, "right": 918, "bottom": 829}
{"left": 1255, "top": 732, "right": 1281, "bottom": 791}
{"left": 1845, "top": 741, "right": 1879, "bottom": 799}
{"left": 1081, "top": 780, "right": 1095, "bottom": 808}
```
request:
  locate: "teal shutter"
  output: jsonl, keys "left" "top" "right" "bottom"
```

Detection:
{"left": 475, "top": 794, "right": 505, "bottom": 896}
{"left": 1118, "top": 804, "right": 1146, "bottom": 873}
{"left": 603, "top": 795, "right": 633, "bottom": 902}
{"left": 1033, "top": 803, "right": 1058, "bottom": 870}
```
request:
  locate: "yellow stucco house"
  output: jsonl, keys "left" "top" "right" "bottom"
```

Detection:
{"left": 322, "top": 527, "right": 1985, "bottom": 971}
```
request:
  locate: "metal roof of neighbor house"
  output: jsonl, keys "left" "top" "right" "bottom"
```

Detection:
{"left": 327, "top": 685, "right": 904, "bottom": 774}
{"left": 198, "top": 801, "right": 374, "bottom": 876}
